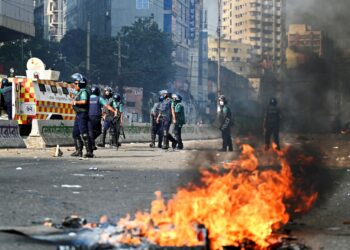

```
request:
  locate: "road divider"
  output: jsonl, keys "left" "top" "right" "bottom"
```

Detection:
{"left": 25, "top": 119, "right": 74, "bottom": 148}
{"left": 0, "top": 120, "right": 26, "bottom": 148}
{"left": 25, "top": 120, "right": 220, "bottom": 148}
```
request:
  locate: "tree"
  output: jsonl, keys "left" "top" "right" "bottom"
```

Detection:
{"left": 118, "top": 18, "right": 175, "bottom": 93}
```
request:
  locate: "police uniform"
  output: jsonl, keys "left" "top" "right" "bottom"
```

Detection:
{"left": 110, "top": 100, "right": 123, "bottom": 148}
{"left": 218, "top": 103, "right": 233, "bottom": 152}
{"left": 0, "top": 82, "right": 12, "bottom": 120}
{"left": 88, "top": 94, "right": 107, "bottom": 149}
{"left": 150, "top": 100, "right": 163, "bottom": 148}
{"left": 160, "top": 96, "right": 177, "bottom": 149}
{"left": 264, "top": 101, "right": 280, "bottom": 150}
{"left": 72, "top": 87, "right": 93, "bottom": 157}
{"left": 174, "top": 101, "right": 185, "bottom": 149}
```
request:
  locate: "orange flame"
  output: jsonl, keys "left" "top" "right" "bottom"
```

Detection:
{"left": 116, "top": 145, "right": 317, "bottom": 249}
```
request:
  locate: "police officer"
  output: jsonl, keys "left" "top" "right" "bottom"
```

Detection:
{"left": 97, "top": 87, "right": 114, "bottom": 147}
{"left": 0, "top": 78, "right": 12, "bottom": 120}
{"left": 88, "top": 86, "right": 116, "bottom": 150}
{"left": 218, "top": 95, "right": 233, "bottom": 152}
{"left": 110, "top": 93, "right": 124, "bottom": 149}
{"left": 172, "top": 93, "right": 185, "bottom": 150}
{"left": 150, "top": 95, "right": 164, "bottom": 148}
{"left": 264, "top": 97, "right": 281, "bottom": 150}
{"left": 158, "top": 92, "right": 177, "bottom": 150}
{"left": 71, "top": 73, "right": 93, "bottom": 158}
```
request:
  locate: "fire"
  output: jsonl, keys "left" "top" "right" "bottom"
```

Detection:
{"left": 115, "top": 145, "right": 317, "bottom": 249}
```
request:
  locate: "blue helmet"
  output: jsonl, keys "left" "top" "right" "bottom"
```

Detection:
{"left": 113, "top": 93, "right": 121, "bottom": 102}
{"left": 103, "top": 86, "right": 113, "bottom": 98}
{"left": 91, "top": 85, "right": 100, "bottom": 96}
{"left": 1, "top": 78, "right": 9, "bottom": 87}
{"left": 71, "top": 73, "right": 87, "bottom": 88}
{"left": 172, "top": 93, "right": 182, "bottom": 102}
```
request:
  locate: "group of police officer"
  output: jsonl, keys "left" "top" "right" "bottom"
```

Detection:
{"left": 150, "top": 90, "right": 186, "bottom": 150}
{"left": 1, "top": 73, "right": 280, "bottom": 154}
{"left": 216, "top": 94, "right": 281, "bottom": 152}
{"left": 70, "top": 73, "right": 124, "bottom": 158}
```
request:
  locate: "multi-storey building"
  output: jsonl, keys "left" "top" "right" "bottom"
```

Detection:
{"left": 221, "top": 0, "right": 286, "bottom": 70}
{"left": 34, "top": 0, "right": 64, "bottom": 41}
{"left": 287, "top": 24, "right": 322, "bottom": 56}
{"left": 208, "top": 35, "right": 254, "bottom": 77}
{"left": 0, "top": 0, "right": 35, "bottom": 41}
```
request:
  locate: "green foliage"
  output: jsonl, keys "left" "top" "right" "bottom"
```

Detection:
{"left": 118, "top": 18, "right": 175, "bottom": 92}
{"left": 0, "top": 19, "right": 175, "bottom": 92}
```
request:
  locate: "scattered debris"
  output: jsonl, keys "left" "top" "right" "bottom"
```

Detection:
{"left": 53, "top": 145, "right": 63, "bottom": 157}
{"left": 61, "top": 185, "right": 82, "bottom": 189}
{"left": 89, "top": 167, "right": 98, "bottom": 171}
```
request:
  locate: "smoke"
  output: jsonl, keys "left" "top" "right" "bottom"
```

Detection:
{"left": 287, "top": 0, "right": 350, "bottom": 49}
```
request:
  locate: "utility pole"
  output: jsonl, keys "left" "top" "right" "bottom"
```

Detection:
{"left": 217, "top": 0, "right": 222, "bottom": 96}
{"left": 117, "top": 36, "right": 121, "bottom": 77}
{"left": 86, "top": 18, "right": 91, "bottom": 78}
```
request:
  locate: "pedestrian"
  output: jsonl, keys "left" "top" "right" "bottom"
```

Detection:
{"left": 110, "top": 93, "right": 124, "bottom": 149}
{"left": 97, "top": 87, "right": 114, "bottom": 147}
{"left": 264, "top": 97, "right": 281, "bottom": 150}
{"left": 172, "top": 93, "right": 185, "bottom": 149}
{"left": 158, "top": 92, "right": 177, "bottom": 150}
{"left": 217, "top": 95, "right": 233, "bottom": 152}
{"left": 70, "top": 73, "right": 94, "bottom": 158}
{"left": 149, "top": 94, "right": 164, "bottom": 148}
{"left": 88, "top": 85, "right": 116, "bottom": 150}
{"left": 0, "top": 78, "right": 12, "bottom": 120}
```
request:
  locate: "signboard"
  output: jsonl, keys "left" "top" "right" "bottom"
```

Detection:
{"left": 189, "top": 0, "right": 196, "bottom": 40}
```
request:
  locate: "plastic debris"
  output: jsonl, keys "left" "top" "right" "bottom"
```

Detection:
{"left": 16, "top": 167, "right": 22, "bottom": 170}
{"left": 61, "top": 185, "right": 82, "bottom": 189}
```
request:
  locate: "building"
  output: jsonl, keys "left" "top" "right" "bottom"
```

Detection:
{"left": 208, "top": 35, "right": 255, "bottom": 77}
{"left": 34, "top": 0, "right": 65, "bottom": 41}
{"left": 64, "top": 0, "right": 209, "bottom": 122}
{"left": 221, "top": 0, "right": 286, "bottom": 70}
{"left": 188, "top": 1, "right": 209, "bottom": 113}
{"left": 286, "top": 24, "right": 324, "bottom": 69}
{"left": 0, "top": 0, "right": 35, "bottom": 41}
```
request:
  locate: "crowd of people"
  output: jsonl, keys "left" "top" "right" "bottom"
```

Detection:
{"left": 0, "top": 73, "right": 281, "bottom": 156}
{"left": 71, "top": 73, "right": 187, "bottom": 158}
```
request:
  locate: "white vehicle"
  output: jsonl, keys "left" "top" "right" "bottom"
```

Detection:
{"left": 0, "top": 58, "right": 75, "bottom": 126}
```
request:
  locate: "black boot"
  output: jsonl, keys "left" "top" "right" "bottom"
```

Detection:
{"left": 162, "top": 131, "right": 169, "bottom": 149}
{"left": 97, "top": 130, "right": 106, "bottom": 147}
{"left": 71, "top": 138, "right": 83, "bottom": 157}
{"left": 82, "top": 134, "right": 94, "bottom": 158}
{"left": 150, "top": 130, "right": 156, "bottom": 148}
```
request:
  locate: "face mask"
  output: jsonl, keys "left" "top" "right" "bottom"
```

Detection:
{"left": 219, "top": 101, "right": 224, "bottom": 106}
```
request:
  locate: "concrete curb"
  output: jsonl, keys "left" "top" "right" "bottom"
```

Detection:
{"left": 0, "top": 120, "right": 26, "bottom": 148}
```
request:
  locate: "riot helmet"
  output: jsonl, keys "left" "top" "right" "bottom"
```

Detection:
{"left": 1, "top": 78, "right": 9, "bottom": 88}
{"left": 91, "top": 85, "right": 100, "bottom": 96}
{"left": 218, "top": 95, "right": 227, "bottom": 105}
{"left": 159, "top": 89, "right": 168, "bottom": 96}
{"left": 172, "top": 93, "right": 183, "bottom": 102}
{"left": 113, "top": 93, "right": 121, "bottom": 102}
{"left": 103, "top": 86, "right": 113, "bottom": 98}
{"left": 269, "top": 97, "right": 277, "bottom": 106}
{"left": 71, "top": 73, "right": 87, "bottom": 88}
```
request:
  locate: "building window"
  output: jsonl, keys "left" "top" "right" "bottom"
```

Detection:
{"left": 136, "top": 0, "right": 149, "bottom": 9}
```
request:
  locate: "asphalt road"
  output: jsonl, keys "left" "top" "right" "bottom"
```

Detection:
{"left": 0, "top": 137, "right": 350, "bottom": 250}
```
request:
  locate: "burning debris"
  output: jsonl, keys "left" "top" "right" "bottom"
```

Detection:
{"left": 1, "top": 145, "right": 317, "bottom": 250}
